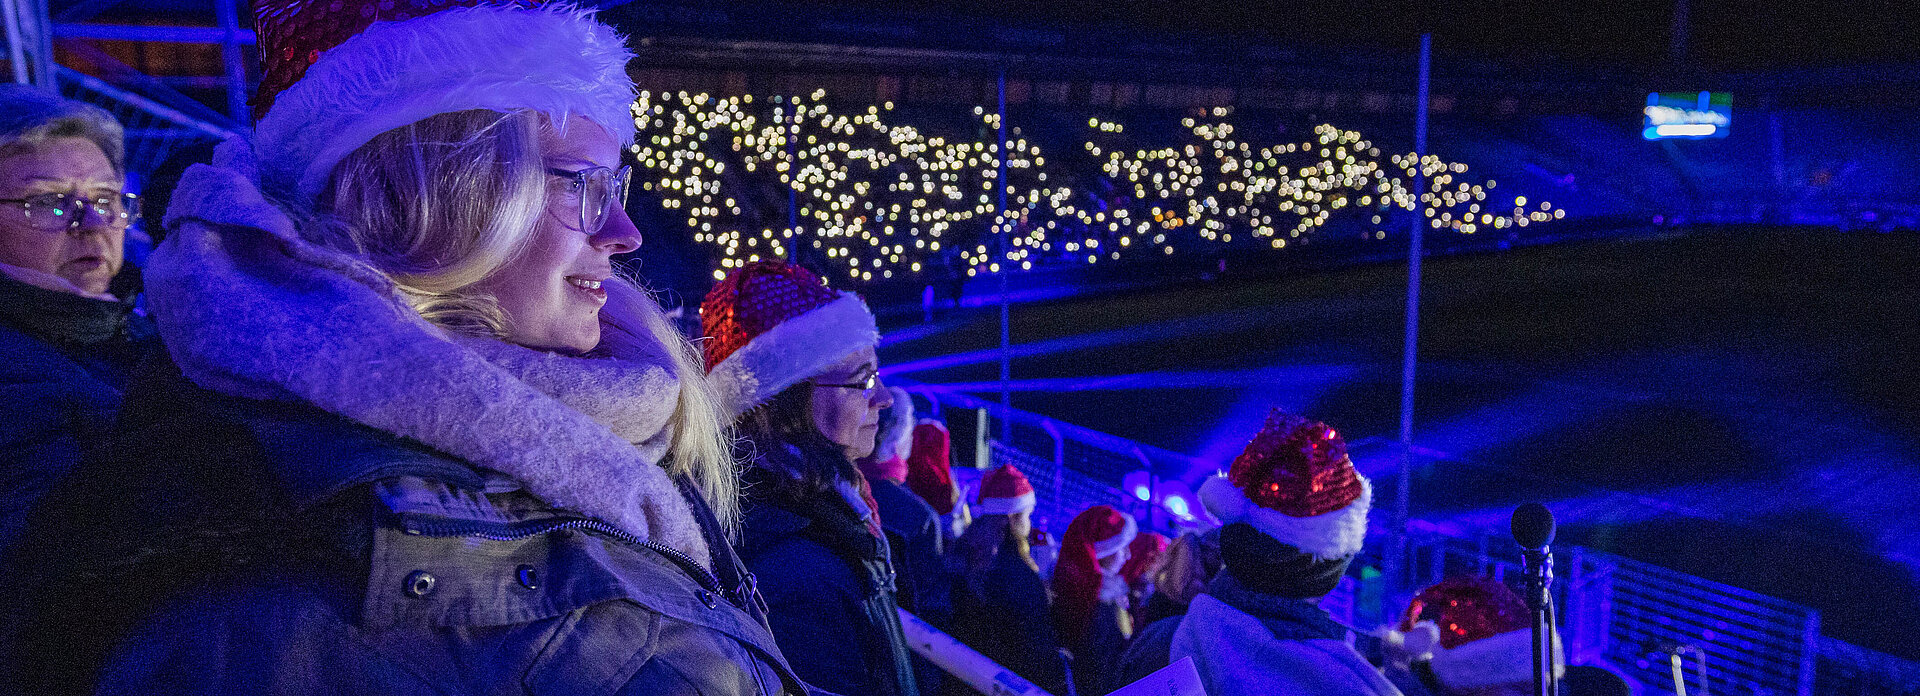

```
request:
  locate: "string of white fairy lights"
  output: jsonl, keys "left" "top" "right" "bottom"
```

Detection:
{"left": 630, "top": 91, "right": 1560, "bottom": 281}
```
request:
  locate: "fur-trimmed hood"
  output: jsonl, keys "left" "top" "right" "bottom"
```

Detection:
{"left": 148, "top": 139, "right": 709, "bottom": 565}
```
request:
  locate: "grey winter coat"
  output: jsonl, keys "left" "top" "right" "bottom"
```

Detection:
{"left": 2, "top": 368, "right": 803, "bottom": 696}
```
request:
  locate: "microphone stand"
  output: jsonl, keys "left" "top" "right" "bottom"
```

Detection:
{"left": 1520, "top": 545, "right": 1557, "bottom": 696}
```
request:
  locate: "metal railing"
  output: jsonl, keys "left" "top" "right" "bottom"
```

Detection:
{"left": 903, "top": 382, "right": 1920, "bottom": 695}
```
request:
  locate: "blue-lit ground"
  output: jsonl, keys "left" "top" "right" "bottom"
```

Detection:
{"left": 877, "top": 226, "right": 1920, "bottom": 659}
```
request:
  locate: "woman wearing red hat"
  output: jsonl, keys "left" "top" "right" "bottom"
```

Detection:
{"left": 1053, "top": 504, "right": 1140, "bottom": 696}
{"left": 1171, "top": 409, "right": 1400, "bottom": 696}
{"left": 1380, "top": 576, "right": 1564, "bottom": 696}
{"left": 702, "top": 260, "right": 920, "bottom": 696}
{"left": 1, "top": 2, "right": 798, "bottom": 694}
{"left": 946, "top": 464, "right": 1068, "bottom": 695}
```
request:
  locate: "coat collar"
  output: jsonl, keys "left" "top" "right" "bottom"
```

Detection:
{"left": 1203, "top": 569, "right": 1347, "bottom": 642}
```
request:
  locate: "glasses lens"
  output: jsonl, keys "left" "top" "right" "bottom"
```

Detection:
{"left": 863, "top": 373, "right": 879, "bottom": 392}
{"left": 20, "top": 193, "right": 80, "bottom": 230}
{"left": 120, "top": 193, "right": 142, "bottom": 223}
{"left": 582, "top": 168, "right": 617, "bottom": 234}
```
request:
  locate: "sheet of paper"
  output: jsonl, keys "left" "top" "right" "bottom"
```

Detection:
{"left": 1106, "top": 656, "right": 1207, "bottom": 696}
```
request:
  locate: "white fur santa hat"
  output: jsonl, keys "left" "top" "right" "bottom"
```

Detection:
{"left": 248, "top": 0, "right": 637, "bottom": 203}
{"left": 700, "top": 261, "right": 878, "bottom": 420}
{"left": 975, "top": 464, "right": 1037, "bottom": 516}
{"left": 1387, "top": 575, "right": 1564, "bottom": 692}
{"left": 1197, "top": 408, "right": 1371, "bottom": 560}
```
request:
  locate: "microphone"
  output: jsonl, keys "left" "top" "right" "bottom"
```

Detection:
{"left": 1511, "top": 502, "right": 1555, "bottom": 550}
{"left": 1511, "top": 503, "right": 1558, "bottom": 696}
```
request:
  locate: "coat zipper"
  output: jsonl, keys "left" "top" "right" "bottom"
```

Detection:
{"left": 399, "top": 514, "right": 722, "bottom": 594}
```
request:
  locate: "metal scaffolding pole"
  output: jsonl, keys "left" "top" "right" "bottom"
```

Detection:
{"left": 1390, "top": 31, "right": 1432, "bottom": 602}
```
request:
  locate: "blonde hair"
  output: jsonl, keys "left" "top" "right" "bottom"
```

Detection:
{"left": 303, "top": 108, "right": 739, "bottom": 527}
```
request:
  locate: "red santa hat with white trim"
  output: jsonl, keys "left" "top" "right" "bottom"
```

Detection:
{"left": 1389, "top": 575, "right": 1564, "bottom": 692}
{"left": 975, "top": 464, "right": 1036, "bottom": 516}
{"left": 1197, "top": 408, "right": 1371, "bottom": 560}
{"left": 248, "top": 0, "right": 636, "bottom": 205}
{"left": 701, "top": 261, "right": 879, "bottom": 420}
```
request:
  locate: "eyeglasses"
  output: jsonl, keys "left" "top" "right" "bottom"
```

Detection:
{"left": 546, "top": 165, "right": 632, "bottom": 234}
{"left": 813, "top": 372, "right": 879, "bottom": 395}
{"left": 0, "top": 191, "right": 141, "bottom": 232}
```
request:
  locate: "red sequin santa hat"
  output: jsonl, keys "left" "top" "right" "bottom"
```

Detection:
{"left": 248, "top": 0, "right": 636, "bottom": 203}
{"left": 974, "top": 464, "right": 1036, "bottom": 516}
{"left": 701, "top": 261, "right": 878, "bottom": 420}
{"left": 1197, "top": 408, "right": 1371, "bottom": 559}
{"left": 1393, "top": 575, "right": 1563, "bottom": 692}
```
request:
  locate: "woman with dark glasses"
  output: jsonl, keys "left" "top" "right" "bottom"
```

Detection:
{"left": 0, "top": 85, "right": 155, "bottom": 561}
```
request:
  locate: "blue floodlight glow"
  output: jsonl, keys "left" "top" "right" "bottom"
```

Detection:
{"left": 1642, "top": 91, "right": 1732, "bottom": 140}
{"left": 1134, "top": 486, "right": 1152, "bottom": 501}
{"left": 1165, "top": 495, "right": 1191, "bottom": 519}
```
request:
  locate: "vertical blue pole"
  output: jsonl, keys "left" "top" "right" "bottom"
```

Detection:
{"left": 216, "top": 0, "right": 247, "bottom": 123}
{"left": 1393, "top": 32, "right": 1431, "bottom": 601}
{"left": 997, "top": 70, "right": 1012, "bottom": 444}
{"left": 787, "top": 102, "right": 798, "bottom": 255}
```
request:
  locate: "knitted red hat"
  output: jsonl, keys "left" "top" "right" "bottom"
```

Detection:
{"left": 904, "top": 419, "right": 957, "bottom": 515}
{"left": 1398, "top": 576, "right": 1562, "bottom": 691}
{"left": 1052, "top": 505, "right": 1139, "bottom": 646}
{"left": 974, "top": 464, "right": 1036, "bottom": 516}
{"left": 701, "top": 261, "right": 878, "bottom": 420}
{"left": 247, "top": 0, "right": 636, "bottom": 203}
{"left": 1197, "top": 408, "right": 1371, "bottom": 559}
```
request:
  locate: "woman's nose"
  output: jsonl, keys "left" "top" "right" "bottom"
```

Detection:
{"left": 592, "top": 205, "right": 642, "bottom": 254}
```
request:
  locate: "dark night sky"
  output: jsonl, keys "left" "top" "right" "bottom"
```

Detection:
{"left": 821, "top": 0, "right": 1920, "bottom": 72}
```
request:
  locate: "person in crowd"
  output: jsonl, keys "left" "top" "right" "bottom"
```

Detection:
{"left": 859, "top": 387, "right": 951, "bottom": 691}
{"left": 1116, "top": 528, "right": 1224, "bottom": 683}
{"left": 860, "top": 388, "right": 951, "bottom": 627}
{"left": 905, "top": 415, "right": 969, "bottom": 540}
{"left": 945, "top": 464, "right": 1067, "bottom": 695}
{"left": 704, "top": 260, "right": 920, "bottom": 696}
{"left": 0, "top": 85, "right": 155, "bottom": 559}
{"left": 1030, "top": 524, "right": 1061, "bottom": 581}
{"left": 1380, "top": 576, "right": 1562, "bottom": 696}
{"left": 0, "top": 3, "right": 799, "bottom": 694}
{"left": 1171, "top": 408, "right": 1401, "bottom": 696}
{"left": 1053, "top": 504, "right": 1139, "bottom": 696}
{"left": 1119, "top": 531, "right": 1169, "bottom": 624}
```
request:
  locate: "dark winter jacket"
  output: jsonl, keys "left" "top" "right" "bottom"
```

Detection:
{"left": 1065, "top": 598, "right": 1131, "bottom": 696}
{"left": 1115, "top": 607, "right": 1183, "bottom": 685}
{"left": 1, "top": 364, "right": 801, "bottom": 696}
{"left": 0, "top": 273, "right": 154, "bottom": 557}
{"left": 738, "top": 486, "right": 920, "bottom": 696}
{"left": 871, "top": 478, "right": 949, "bottom": 625}
{"left": 871, "top": 478, "right": 950, "bottom": 692}
{"left": 947, "top": 546, "right": 1068, "bottom": 696}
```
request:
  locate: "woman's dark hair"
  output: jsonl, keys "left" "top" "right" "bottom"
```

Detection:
{"left": 734, "top": 382, "right": 858, "bottom": 505}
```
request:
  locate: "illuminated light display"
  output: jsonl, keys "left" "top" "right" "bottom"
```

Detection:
{"left": 630, "top": 92, "right": 1555, "bottom": 281}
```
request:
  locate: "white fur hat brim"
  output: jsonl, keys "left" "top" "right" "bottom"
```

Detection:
{"left": 1428, "top": 627, "right": 1564, "bottom": 691}
{"left": 1198, "top": 473, "right": 1371, "bottom": 559}
{"left": 974, "top": 491, "right": 1035, "bottom": 516}
{"left": 1091, "top": 512, "right": 1138, "bottom": 559}
{"left": 708, "top": 292, "right": 879, "bottom": 420}
{"left": 253, "top": 4, "right": 636, "bottom": 202}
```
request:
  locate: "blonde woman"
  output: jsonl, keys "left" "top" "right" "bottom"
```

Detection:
{"left": 1, "top": 3, "right": 797, "bottom": 694}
